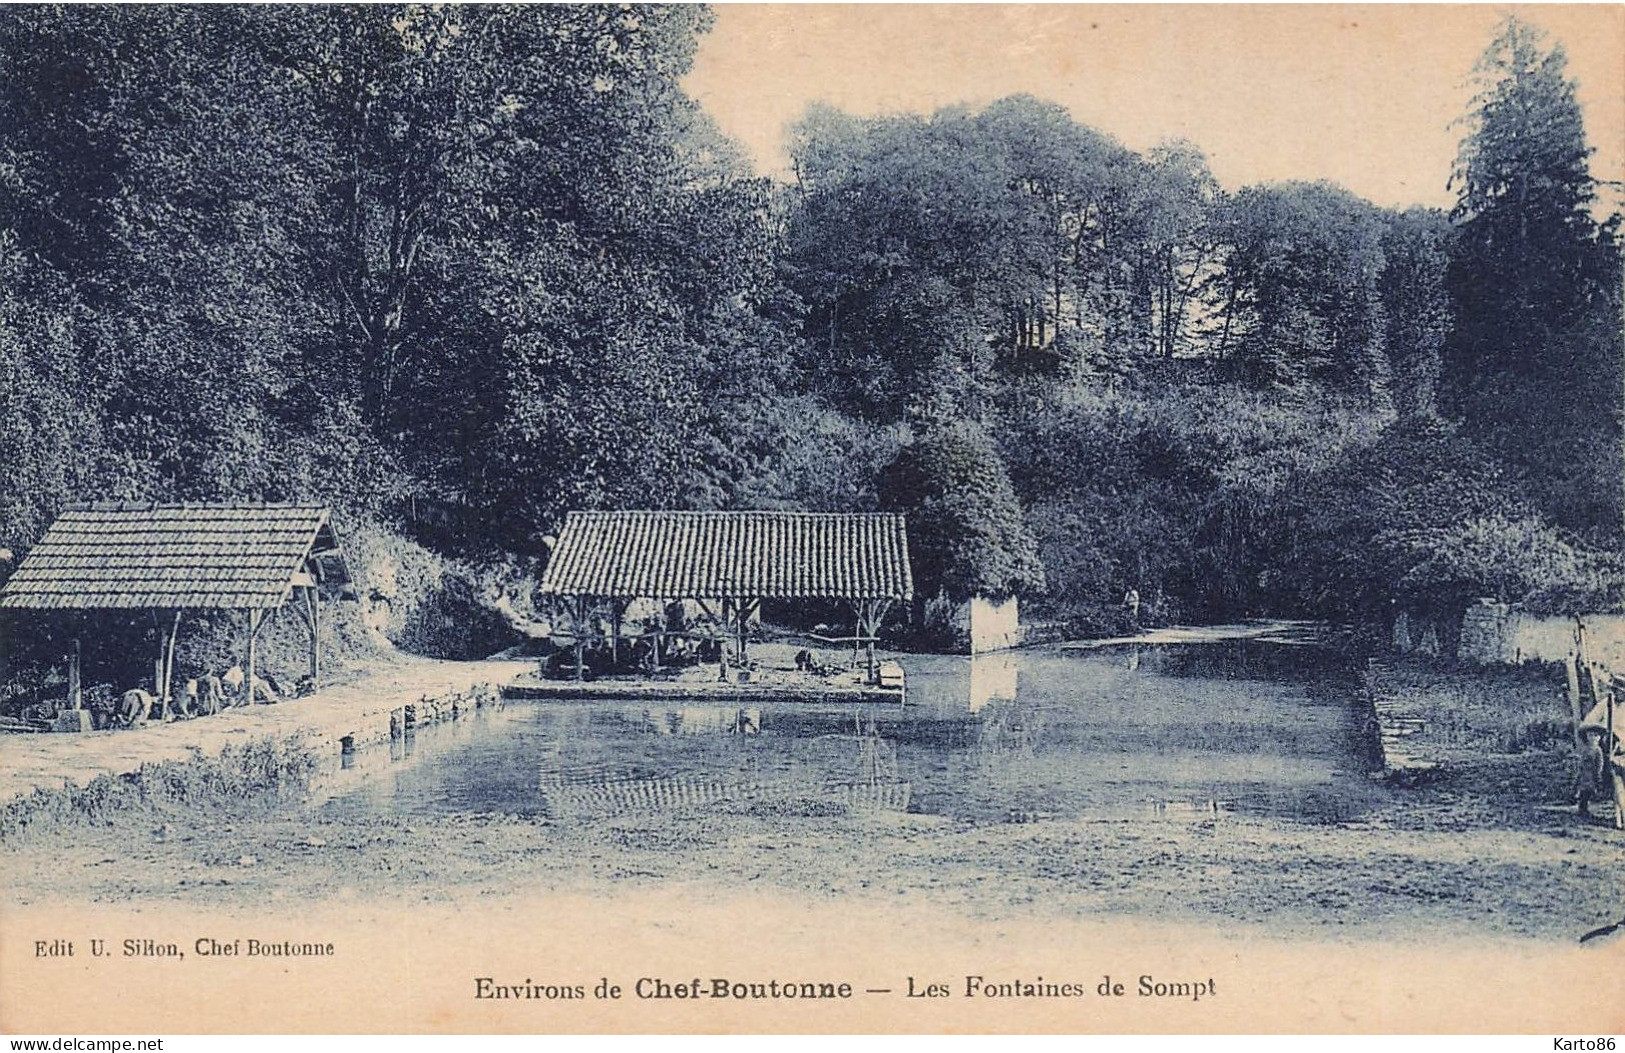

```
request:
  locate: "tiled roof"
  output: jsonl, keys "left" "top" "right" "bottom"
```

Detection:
{"left": 0, "top": 502, "right": 348, "bottom": 610}
{"left": 539, "top": 511, "right": 913, "bottom": 601}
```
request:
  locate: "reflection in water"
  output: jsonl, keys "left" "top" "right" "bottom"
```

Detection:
{"left": 635, "top": 706, "right": 760, "bottom": 736}
{"left": 974, "top": 695, "right": 1047, "bottom": 758}
{"left": 540, "top": 710, "right": 909, "bottom": 817}
{"left": 968, "top": 654, "right": 1019, "bottom": 713}
{"left": 320, "top": 641, "right": 1388, "bottom": 826}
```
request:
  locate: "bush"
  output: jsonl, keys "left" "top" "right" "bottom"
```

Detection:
{"left": 0, "top": 735, "right": 317, "bottom": 842}
{"left": 1398, "top": 514, "right": 1625, "bottom": 616}
{"left": 880, "top": 418, "right": 1045, "bottom": 603}
{"left": 999, "top": 379, "right": 1386, "bottom": 625}
{"left": 1269, "top": 414, "right": 1517, "bottom": 621}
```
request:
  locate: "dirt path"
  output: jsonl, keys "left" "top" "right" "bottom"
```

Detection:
{"left": 0, "top": 654, "right": 534, "bottom": 805}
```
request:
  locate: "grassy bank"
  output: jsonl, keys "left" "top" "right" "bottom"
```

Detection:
{"left": 1379, "top": 656, "right": 1574, "bottom": 757}
{"left": 1365, "top": 654, "right": 1616, "bottom": 836}
{"left": 0, "top": 734, "right": 319, "bottom": 843}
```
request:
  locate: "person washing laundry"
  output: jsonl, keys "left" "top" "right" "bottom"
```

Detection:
{"left": 223, "top": 665, "right": 280, "bottom": 705}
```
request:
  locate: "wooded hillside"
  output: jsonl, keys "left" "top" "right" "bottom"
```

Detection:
{"left": 2, "top": 7, "right": 1620, "bottom": 637}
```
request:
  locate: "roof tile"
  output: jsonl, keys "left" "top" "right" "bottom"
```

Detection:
{"left": 539, "top": 510, "right": 912, "bottom": 601}
{"left": 0, "top": 503, "right": 346, "bottom": 611}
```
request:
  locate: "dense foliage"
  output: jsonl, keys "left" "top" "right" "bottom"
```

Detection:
{"left": 0, "top": 5, "right": 798, "bottom": 553}
{"left": 0, "top": 9, "right": 1618, "bottom": 641}
{"left": 880, "top": 419, "right": 1044, "bottom": 603}
{"left": 1443, "top": 17, "right": 1624, "bottom": 544}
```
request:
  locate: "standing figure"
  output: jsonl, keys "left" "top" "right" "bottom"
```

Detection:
{"left": 191, "top": 674, "right": 227, "bottom": 716}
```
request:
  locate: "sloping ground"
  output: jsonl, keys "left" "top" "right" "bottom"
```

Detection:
{"left": 0, "top": 654, "right": 533, "bottom": 806}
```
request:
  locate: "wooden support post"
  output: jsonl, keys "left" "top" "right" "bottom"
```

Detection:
{"left": 871, "top": 599, "right": 892, "bottom": 682}
{"left": 851, "top": 601, "right": 865, "bottom": 673}
{"left": 292, "top": 586, "right": 323, "bottom": 691}
{"left": 151, "top": 610, "right": 176, "bottom": 717}
{"left": 1567, "top": 652, "right": 1585, "bottom": 751}
{"left": 68, "top": 638, "right": 81, "bottom": 712}
{"left": 694, "top": 598, "right": 718, "bottom": 665}
{"left": 311, "top": 585, "right": 321, "bottom": 689}
{"left": 1610, "top": 674, "right": 1625, "bottom": 830}
{"left": 163, "top": 609, "right": 181, "bottom": 706}
{"left": 864, "top": 601, "right": 877, "bottom": 682}
{"left": 1608, "top": 673, "right": 1615, "bottom": 775}
{"left": 574, "top": 597, "right": 586, "bottom": 681}
{"left": 611, "top": 602, "right": 623, "bottom": 670}
{"left": 245, "top": 608, "right": 261, "bottom": 704}
{"left": 737, "top": 600, "right": 758, "bottom": 663}
{"left": 151, "top": 611, "right": 163, "bottom": 696}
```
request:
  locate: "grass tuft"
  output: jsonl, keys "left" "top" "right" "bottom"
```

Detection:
{"left": 0, "top": 734, "right": 319, "bottom": 843}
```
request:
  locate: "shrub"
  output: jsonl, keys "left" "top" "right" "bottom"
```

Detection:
{"left": 880, "top": 419, "right": 1045, "bottom": 603}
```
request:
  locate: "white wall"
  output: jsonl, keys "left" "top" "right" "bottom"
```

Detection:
{"left": 1401, "top": 600, "right": 1625, "bottom": 667}
{"left": 961, "top": 595, "right": 1023, "bottom": 654}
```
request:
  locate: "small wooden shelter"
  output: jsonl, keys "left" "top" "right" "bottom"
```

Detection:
{"left": 0, "top": 502, "right": 350, "bottom": 711}
{"left": 539, "top": 510, "right": 913, "bottom": 678}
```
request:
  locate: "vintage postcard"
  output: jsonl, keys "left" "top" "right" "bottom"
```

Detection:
{"left": 1, "top": 3, "right": 1622, "bottom": 1037}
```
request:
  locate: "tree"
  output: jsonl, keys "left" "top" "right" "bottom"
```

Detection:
{"left": 782, "top": 96, "right": 1157, "bottom": 418}
{"left": 0, "top": 6, "right": 324, "bottom": 506}
{"left": 1445, "top": 15, "right": 1624, "bottom": 539}
{"left": 1448, "top": 16, "right": 1613, "bottom": 339}
{"left": 1380, "top": 209, "right": 1453, "bottom": 418}
{"left": 442, "top": 7, "right": 798, "bottom": 534}
{"left": 0, "top": 233, "right": 100, "bottom": 550}
{"left": 1395, "top": 513, "right": 1599, "bottom": 614}
{"left": 1218, "top": 182, "right": 1392, "bottom": 406}
{"left": 1273, "top": 415, "right": 1519, "bottom": 623}
{"left": 879, "top": 420, "right": 1045, "bottom": 603}
{"left": 0, "top": 6, "right": 797, "bottom": 548}
{"left": 1139, "top": 141, "right": 1224, "bottom": 361}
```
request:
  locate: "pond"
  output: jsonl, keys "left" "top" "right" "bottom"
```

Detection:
{"left": 317, "top": 639, "right": 1391, "bottom": 826}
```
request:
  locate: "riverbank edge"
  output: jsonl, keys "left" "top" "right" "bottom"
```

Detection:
{"left": 0, "top": 637, "right": 1591, "bottom": 841}
{"left": 501, "top": 676, "right": 904, "bottom": 705}
{"left": 0, "top": 656, "right": 534, "bottom": 834}
{"left": 0, "top": 734, "right": 321, "bottom": 841}
{"left": 1364, "top": 654, "right": 1581, "bottom": 790}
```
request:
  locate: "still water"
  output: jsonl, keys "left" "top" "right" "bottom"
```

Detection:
{"left": 319, "top": 641, "right": 1390, "bottom": 826}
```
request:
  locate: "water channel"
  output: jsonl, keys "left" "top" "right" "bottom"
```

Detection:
{"left": 317, "top": 638, "right": 1393, "bottom": 826}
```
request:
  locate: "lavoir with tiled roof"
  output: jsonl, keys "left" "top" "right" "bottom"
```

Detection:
{"left": 540, "top": 510, "right": 912, "bottom": 602}
{"left": 540, "top": 510, "right": 912, "bottom": 677}
{"left": 0, "top": 502, "right": 351, "bottom": 711}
